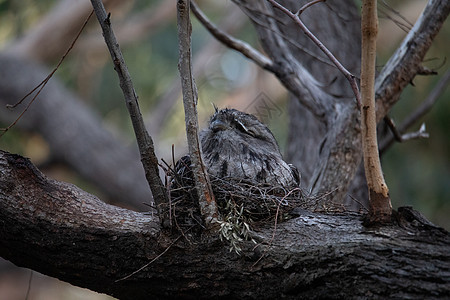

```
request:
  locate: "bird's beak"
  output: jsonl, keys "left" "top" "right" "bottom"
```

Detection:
{"left": 210, "top": 119, "right": 228, "bottom": 132}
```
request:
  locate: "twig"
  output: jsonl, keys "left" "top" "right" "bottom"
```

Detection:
{"left": 25, "top": 270, "right": 33, "bottom": 300}
{"left": 383, "top": 116, "right": 403, "bottom": 142}
{"left": 379, "top": 0, "right": 414, "bottom": 32}
{"left": 193, "top": 0, "right": 336, "bottom": 73}
{"left": 90, "top": 0, "right": 169, "bottom": 226}
{"left": 374, "top": 0, "right": 450, "bottom": 122}
{"left": 267, "top": 0, "right": 361, "bottom": 109}
{"left": 347, "top": 194, "right": 369, "bottom": 213}
{"left": 379, "top": 70, "right": 450, "bottom": 154}
{"left": 177, "top": 0, "right": 218, "bottom": 227}
{"left": 251, "top": 187, "right": 301, "bottom": 268}
{"left": 0, "top": 10, "right": 94, "bottom": 138}
{"left": 296, "top": 0, "right": 325, "bottom": 16}
{"left": 384, "top": 116, "right": 429, "bottom": 144}
{"left": 190, "top": 0, "right": 274, "bottom": 72}
{"left": 115, "top": 234, "right": 183, "bottom": 282}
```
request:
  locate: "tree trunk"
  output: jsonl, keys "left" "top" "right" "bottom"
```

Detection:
{"left": 1, "top": 150, "right": 449, "bottom": 299}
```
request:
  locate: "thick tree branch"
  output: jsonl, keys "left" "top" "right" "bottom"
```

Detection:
{"left": 90, "top": 0, "right": 169, "bottom": 225}
{"left": 0, "top": 150, "right": 159, "bottom": 299}
{"left": 375, "top": 0, "right": 450, "bottom": 121}
{"left": 177, "top": 0, "right": 218, "bottom": 226}
{"left": 1, "top": 150, "right": 449, "bottom": 299}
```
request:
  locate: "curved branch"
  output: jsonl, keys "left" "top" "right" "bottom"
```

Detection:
{"left": 0, "top": 150, "right": 449, "bottom": 299}
{"left": 375, "top": 0, "right": 450, "bottom": 121}
{"left": 267, "top": 0, "right": 361, "bottom": 108}
{"left": 233, "top": 0, "right": 334, "bottom": 121}
{"left": 0, "top": 53, "right": 151, "bottom": 210}
{"left": 191, "top": 1, "right": 275, "bottom": 72}
{"left": 0, "top": 150, "right": 159, "bottom": 299}
{"left": 379, "top": 70, "right": 450, "bottom": 154}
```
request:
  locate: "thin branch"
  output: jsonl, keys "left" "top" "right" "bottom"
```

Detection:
{"left": 384, "top": 116, "right": 429, "bottom": 143}
{"left": 296, "top": 0, "right": 325, "bottom": 16}
{"left": 375, "top": 0, "right": 450, "bottom": 121}
{"left": 379, "top": 70, "right": 450, "bottom": 154}
{"left": 116, "top": 234, "right": 183, "bottom": 282}
{"left": 190, "top": 0, "right": 275, "bottom": 72}
{"left": 267, "top": 0, "right": 361, "bottom": 109}
{"left": 401, "top": 70, "right": 450, "bottom": 131}
{"left": 177, "top": 0, "right": 218, "bottom": 227}
{"left": 378, "top": 1, "right": 413, "bottom": 33}
{"left": 0, "top": 10, "right": 93, "bottom": 138}
{"left": 90, "top": 0, "right": 169, "bottom": 227}
{"left": 383, "top": 116, "right": 403, "bottom": 142}
{"left": 360, "top": 0, "right": 391, "bottom": 223}
{"left": 194, "top": 0, "right": 336, "bottom": 73}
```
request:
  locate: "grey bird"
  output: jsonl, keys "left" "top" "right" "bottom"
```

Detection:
{"left": 199, "top": 108, "right": 300, "bottom": 188}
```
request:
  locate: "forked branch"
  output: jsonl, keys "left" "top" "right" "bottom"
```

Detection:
{"left": 267, "top": 0, "right": 361, "bottom": 108}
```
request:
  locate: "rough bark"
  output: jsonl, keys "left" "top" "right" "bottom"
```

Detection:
{"left": 90, "top": 0, "right": 168, "bottom": 224}
{"left": 360, "top": 0, "right": 392, "bottom": 222}
{"left": 0, "top": 53, "right": 151, "bottom": 210}
{"left": 1, "top": 150, "right": 449, "bottom": 299}
{"left": 233, "top": 0, "right": 362, "bottom": 207}
{"left": 177, "top": 0, "right": 218, "bottom": 226}
{"left": 375, "top": 0, "right": 450, "bottom": 122}
{"left": 230, "top": 0, "right": 449, "bottom": 211}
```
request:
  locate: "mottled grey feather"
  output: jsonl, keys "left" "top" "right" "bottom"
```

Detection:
{"left": 200, "top": 108, "right": 300, "bottom": 188}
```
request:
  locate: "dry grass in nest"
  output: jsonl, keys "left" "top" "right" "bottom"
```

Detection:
{"left": 165, "top": 161, "right": 344, "bottom": 253}
{"left": 168, "top": 172, "right": 337, "bottom": 227}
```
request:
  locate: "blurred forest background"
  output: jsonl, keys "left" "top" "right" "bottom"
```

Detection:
{"left": 0, "top": 0, "right": 448, "bottom": 299}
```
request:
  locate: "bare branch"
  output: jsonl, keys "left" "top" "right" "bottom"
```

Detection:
{"left": 191, "top": 1, "right": 275, "bottom": 72}
{"left": 146, "top": 5, "right": 245, "bottom": 137}
{"left": 90, "top": 0, "right": 169, "bottom": 226}
{"left": 375, "top": 0, "right": 450, "bottom": 121}
{"left": 1, "top": 150, "right": 449, "bottom": 298}
{"left": 267, "top": 0, "right": 361, "bottom": 109}
{"left": 401, "top": 124, "right": 429, "bottom": 141}
{"left": 401, "top": 70, "right": 450, "bottom": 131}
{"left": 360, "top": 0, "right": 391, "bottom": 223}
{"left": 379, "top": 70, "right": 450, "bottom": 154}
{"left": 296, "top": 0, "right": 325, "bottom": 16}
{"left": 0, "top": 11, "right": 93, "bottom": 138}
{"left": 177, "top": 0, "right": 218, "bottom": 227}
{"left": 384, "top": 117, "right": 429, "bottom": 143}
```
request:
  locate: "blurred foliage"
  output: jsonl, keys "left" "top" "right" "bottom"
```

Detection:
{"left": 0, "top": 0, "right": 448, "bottom": 233}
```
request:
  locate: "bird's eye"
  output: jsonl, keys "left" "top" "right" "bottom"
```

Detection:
{"left": 235, "top": 119, "right": 257, "bottom": 137}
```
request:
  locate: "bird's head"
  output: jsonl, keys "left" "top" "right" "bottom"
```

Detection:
{"left": 206, "top": 108, "right": 279, "bottom": 151}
